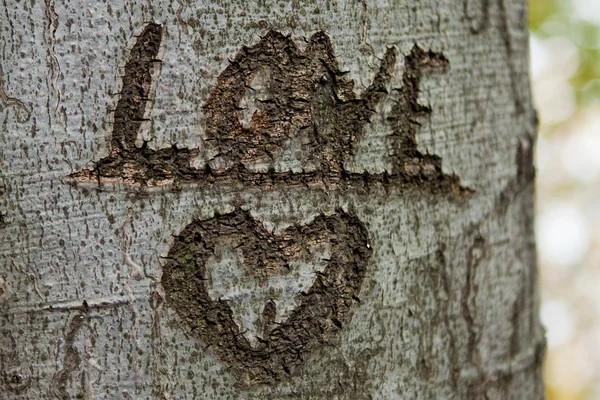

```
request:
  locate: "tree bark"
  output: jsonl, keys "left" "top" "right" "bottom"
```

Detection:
{"left": 0, "top": 0, "right": 544, "bottom": 398}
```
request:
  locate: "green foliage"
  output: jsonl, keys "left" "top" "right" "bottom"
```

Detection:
{"left": 529, "top": 0, "right": 558, "bottom": 31}
{"left": 530, "top": 2, "right": 600, "bottom": 400}
{"left": 530, "top": 0, "right": 600, "bottom": 107}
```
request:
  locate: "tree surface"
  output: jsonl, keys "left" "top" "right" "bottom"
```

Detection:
{"left": 0, "top": 0, "right": 544, "bottom": 398}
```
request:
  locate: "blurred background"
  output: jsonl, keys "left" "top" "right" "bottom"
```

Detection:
{"left": 529, "top": 0, "right": 600, "bottom": 399}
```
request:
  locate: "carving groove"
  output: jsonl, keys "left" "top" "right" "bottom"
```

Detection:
{"left": 66, "top": 24, "right": 473, "bottom": 386}
{"left": 161, "top": 209, "right": 371, "bottom": 384}
{"left": 69, "top": 26, "right": 468, "bottom": 197}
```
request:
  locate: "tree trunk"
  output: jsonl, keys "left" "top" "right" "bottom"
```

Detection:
{"left": 0, "top": 0, "right": 544, "bottom": 398}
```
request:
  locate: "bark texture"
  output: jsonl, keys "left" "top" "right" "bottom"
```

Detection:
{"left": 0, "top": 0, "right": 543, "bottom": 398}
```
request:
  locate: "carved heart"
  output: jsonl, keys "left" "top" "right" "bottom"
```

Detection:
{"left": 161, "top": 209, "right": 371, "bottom": 384}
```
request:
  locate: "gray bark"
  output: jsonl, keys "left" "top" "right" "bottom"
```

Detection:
{"left": 0, "top": 0, "right": 544, "bottom": 398}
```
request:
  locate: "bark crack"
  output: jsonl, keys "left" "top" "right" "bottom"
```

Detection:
{"left": 0, "top": 65, "right": 31, "bottom": 124}
{"left": 464, "top": 0, "right": 490, "bottom": 33}
{"left": 50, "top": 308, "right": 88, "bottom": 399}
{"left": 497, "top": 0, "right": 525, "bottom": 114}
{"left": 461, "top": 229, "right": 487, "bottom": 399}
{"left": 44, "top": 0, "right": 62, "bottom": 123}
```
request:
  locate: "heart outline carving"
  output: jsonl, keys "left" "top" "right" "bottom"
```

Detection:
{"left": 161, "top": 209, "right": 371, "bottom": 384}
